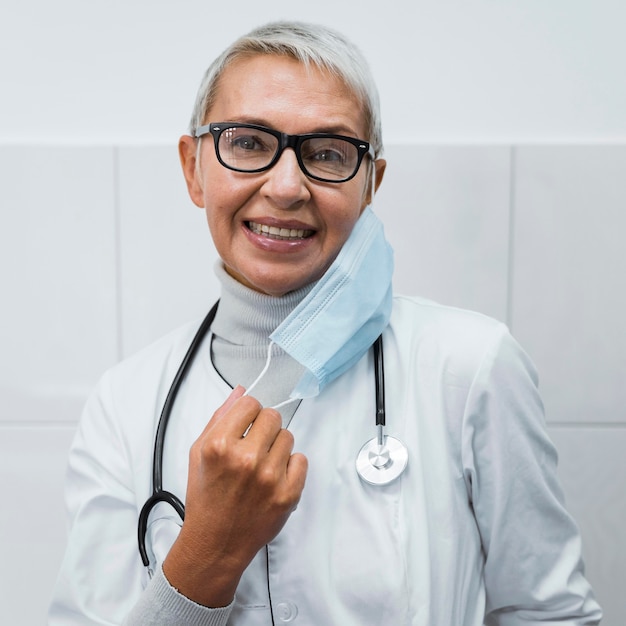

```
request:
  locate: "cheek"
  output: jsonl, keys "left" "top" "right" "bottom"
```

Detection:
{"left": 202, "top": 194, "right": 234, "bottom": 250}
{"left": 323, "top": 189, "right": 366, "bottom": 238}
{"left": 202, "top": 174, "right": 256, "bottom": 225}
{"left": 203, "top": 206, "right": 238, "bottom": 257}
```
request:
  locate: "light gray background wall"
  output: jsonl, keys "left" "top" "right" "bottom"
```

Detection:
{"left": 1, "top": 1, "right": 624, "bottom": 624}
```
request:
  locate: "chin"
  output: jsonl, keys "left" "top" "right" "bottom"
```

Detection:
{"left": 227, "top": 262, "right": 320, "bottom": 297}
{"left": 253, "top": 275, "right": 312, "bottom": 298}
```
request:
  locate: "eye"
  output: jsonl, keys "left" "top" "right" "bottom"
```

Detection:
{"left": 302, "top": 139, "right": 351, "bottom": 165}
{"left": 220, "top": 126, "right": 277, "bottom": 156}
{"left": 301, "top": 138, "right": 359, "bottom": 178}
{"left": 310, "top": 148, "right": 344, "bottom": 163}
{"left": 231, "top": 134, "right": 268, "bottom": 152}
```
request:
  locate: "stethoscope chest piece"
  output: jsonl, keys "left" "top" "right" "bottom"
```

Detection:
{"left": 356, "top": 435, "right": 408, "bottom": 486}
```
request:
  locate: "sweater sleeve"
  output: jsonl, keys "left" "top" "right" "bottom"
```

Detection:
{"left": 123, "top": 565, "right": 233, "bottom": 626}
{"left": 462, "top": 325, "right": 602, "bottom": 625}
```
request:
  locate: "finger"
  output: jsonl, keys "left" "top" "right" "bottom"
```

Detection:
{"left": 287, "top": 452, "right": 309, "bottom": 486}
{"left": 199, "top": 387, "right": 259, "bottom": 439}
{"left": 260, "top": 425, "right": 294, "bottom": 458}
{"left": 285, "top": 452, "right": 308, "bottom": 498}
{"left": 212, "top": 385, "right": 246, "bottom": 423}
{"left": 243, "top": 408, "right": 283, "bottom": 447}
{"left": 264, "top": 431, "right": 307, "bottom": 489}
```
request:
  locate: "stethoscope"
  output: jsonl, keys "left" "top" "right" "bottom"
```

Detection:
{"left": 137, "top": 301, "right": 408, "bottom": 567}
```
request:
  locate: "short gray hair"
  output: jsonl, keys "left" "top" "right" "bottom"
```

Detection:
{"left": 188, "top": 21, "right": 383, "bottom": 157}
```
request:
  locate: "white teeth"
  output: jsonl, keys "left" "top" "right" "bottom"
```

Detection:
{"left": 248, "top": 221, "right": 313, "bottom": 240}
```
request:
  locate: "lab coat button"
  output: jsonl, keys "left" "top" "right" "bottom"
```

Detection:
{"left": 276, "top": 601, "right": 298, "bottom": 622}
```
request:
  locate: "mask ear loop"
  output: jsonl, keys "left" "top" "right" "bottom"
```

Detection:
{"left": 272, "top": 396, "right": 300, "bottom": 410}
{"left": 243, "top": 341, "right": 275, "bottom": 398}
{"left": 242, "top": 341, "right": 301, "bottom": 412}
{"left": 239, "top": 342, "right": 274, "bottom": 437}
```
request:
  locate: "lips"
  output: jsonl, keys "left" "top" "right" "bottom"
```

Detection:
{"left": 247, "top": 220, "right": 314, "bottom": 241}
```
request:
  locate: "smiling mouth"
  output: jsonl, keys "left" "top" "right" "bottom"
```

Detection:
{"left": 247, "top": 221, "right": 315, "bottom": 240}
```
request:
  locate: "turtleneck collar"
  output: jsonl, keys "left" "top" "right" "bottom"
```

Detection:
{"left": 211, "top": 262, "right": 315, "bottom": 346}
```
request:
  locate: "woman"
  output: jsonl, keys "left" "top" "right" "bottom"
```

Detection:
{"left": 49, "top": 21, "right": 601, "bottom": 625}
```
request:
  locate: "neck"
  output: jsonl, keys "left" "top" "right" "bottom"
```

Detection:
{"left": 212, "top": 263, "right": 314, "bottom": 346}
{"left": 210, "top": 262, "right": 312, "bottom": 421}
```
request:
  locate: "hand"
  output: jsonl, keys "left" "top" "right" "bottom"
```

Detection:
{"left": 163, "top": 386, "right": 308, "bottom": 607}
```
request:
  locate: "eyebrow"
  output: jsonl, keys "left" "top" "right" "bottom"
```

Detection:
{"left": 227, "top": 117, "right": 361, "bottom": 138}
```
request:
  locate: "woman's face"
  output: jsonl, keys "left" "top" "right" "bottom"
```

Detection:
{"left": 180, "top": 54, "right": 386, "bottom": 297}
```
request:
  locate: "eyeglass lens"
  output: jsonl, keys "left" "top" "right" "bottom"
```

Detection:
{"left": 218, "top": 126, "right": 361, "bottom": 181}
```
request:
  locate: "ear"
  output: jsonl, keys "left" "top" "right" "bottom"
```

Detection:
{"left": 179, "top": 135, "right": 205, "bottom": 208}
{"left": 373, "top": 158, "right": 386, "bottom": 194}
{"left": 362, "top": 158, "right": 387, "bottom": 208}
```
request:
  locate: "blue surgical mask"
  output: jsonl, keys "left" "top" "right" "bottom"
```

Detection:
{"left": 270, "top": 205, "right": 394, "bottom": 399}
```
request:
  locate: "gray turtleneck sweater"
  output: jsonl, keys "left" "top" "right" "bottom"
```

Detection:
{"left": 124, "top": 263, "right": 313, "bottom": 626}
{"left": 210, "top": 262, "right": 312, "bottom": 424}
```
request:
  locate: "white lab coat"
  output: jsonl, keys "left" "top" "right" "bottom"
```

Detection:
{"left": 49, "top": 295, "right": 601, "bottom": 625}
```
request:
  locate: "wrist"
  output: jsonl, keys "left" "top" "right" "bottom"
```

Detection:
{"left": 163, "top": 535, "right": 243, "bottom": 608}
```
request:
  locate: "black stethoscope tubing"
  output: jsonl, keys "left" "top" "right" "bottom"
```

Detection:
{"left": 137, "top": 301, "right": 386, "bottom": 567}
{"left": 137, "top": 301, "right": 219, "bottom": 566}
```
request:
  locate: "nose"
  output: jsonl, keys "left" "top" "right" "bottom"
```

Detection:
{"left": 261, "top": 148, "right": 311, "bottom": 209}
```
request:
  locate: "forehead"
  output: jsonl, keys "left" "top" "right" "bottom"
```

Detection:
{"left": 207, "top": 54, "right": 367, "bottom": 136}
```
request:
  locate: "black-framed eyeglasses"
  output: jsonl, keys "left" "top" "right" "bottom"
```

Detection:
{"left": 194, "top": 122, "right": 375, "bottom": 183}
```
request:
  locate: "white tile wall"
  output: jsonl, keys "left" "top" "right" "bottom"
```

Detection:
{"left": 376, "top": 145, "right": 511, "bottom": 323}
{"left": 117, "top": 146, "right": 221, "bottom": 357}
{"left": 511, "top": 146, "right": 626, "bottom": 424}
{"left": 0, "top": 426, "right": 75, "bottom": 624}
{"left": 0, "top": 145, "right": 119, "bottom": 624}
{"left": 0, "top": 143, "right": 623, "bottom": 625}
{"left": 0, "top": 146, "right": 119, "bottom": 424}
